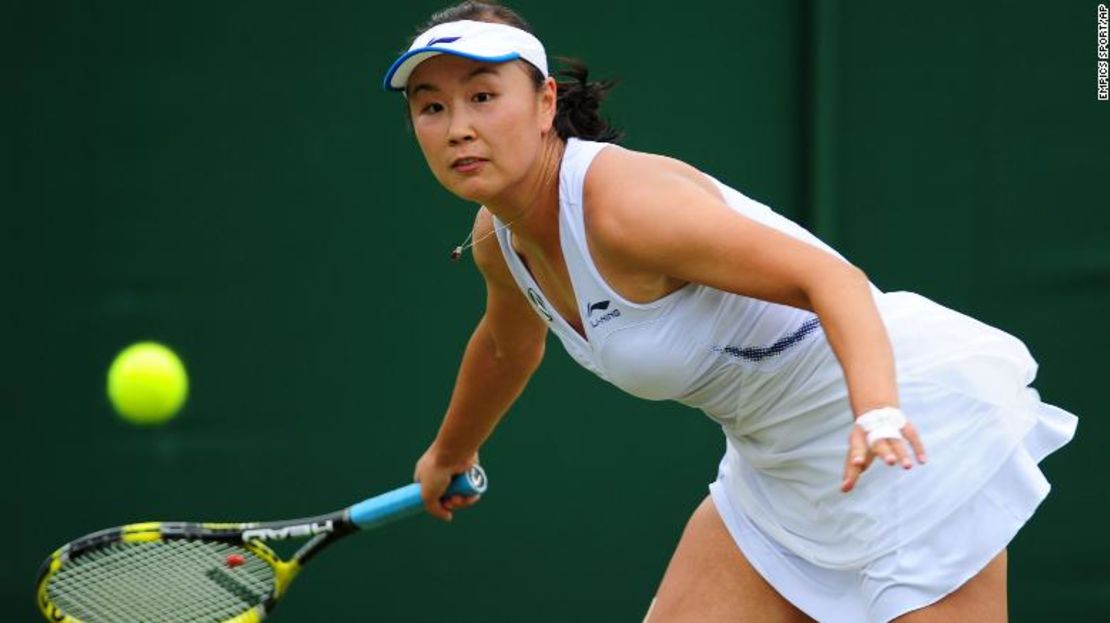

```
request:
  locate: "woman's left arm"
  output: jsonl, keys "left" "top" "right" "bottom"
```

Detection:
{"left": 585, "top": 151, "right": 926, "bottom": 492}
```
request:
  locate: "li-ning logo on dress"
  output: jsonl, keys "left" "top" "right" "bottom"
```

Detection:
{"left": 427, "top": 36, "right": 461, "bottom": 46}
{"left": 586, "top": 300, "right": 621, "bottom": 328}
{"left": 587, "top": 300, "right": 610, "bottom": 316}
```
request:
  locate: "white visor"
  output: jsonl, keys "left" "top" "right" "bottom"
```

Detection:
{"left": 382, "top": 20, "right": 548, "bottom": 92}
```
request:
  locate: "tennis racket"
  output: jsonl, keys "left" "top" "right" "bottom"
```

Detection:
{"left": 36, "top": 466, "right": 487, "bottom": 622}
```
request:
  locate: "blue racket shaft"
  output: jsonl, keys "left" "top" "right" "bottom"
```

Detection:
{"left": 349, "top": 465, "right": 488, "bottom": 529}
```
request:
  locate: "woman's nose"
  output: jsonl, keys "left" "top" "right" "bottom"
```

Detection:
{"left": 448, "top": 131, "right": 475, "bottom": 146}
{"left": 447, "top": 112, "right": 476, "bottom": 145}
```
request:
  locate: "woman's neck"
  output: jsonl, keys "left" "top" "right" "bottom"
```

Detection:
{"left": 485, "top": 134, "right": 565, "bottom": 255}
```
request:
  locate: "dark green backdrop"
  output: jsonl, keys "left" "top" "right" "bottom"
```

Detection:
{"left": 5, "top": 1, "right": 1107, "bottom": 620}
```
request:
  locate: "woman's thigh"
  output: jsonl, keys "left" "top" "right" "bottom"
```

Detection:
{"left": 644, "top": 495, "right": 814, "bottom": 623}
{"left": 892, "top": 550, "right": 1008, "bottom": 623}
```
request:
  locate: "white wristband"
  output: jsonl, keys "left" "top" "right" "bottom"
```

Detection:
{"left": 856, "top": 407, "right": 907, "bottom": 448}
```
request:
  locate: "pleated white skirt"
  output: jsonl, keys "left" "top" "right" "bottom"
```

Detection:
{"left": 707, "top": 291, "right": 1078, "bottom": 622}
{"left": 710, "top": 402, "right": 1073, "bottom": 622}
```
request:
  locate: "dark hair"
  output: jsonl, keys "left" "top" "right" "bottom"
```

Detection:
{"left": 408, "top": 1, "right": 622, "bottom": 143}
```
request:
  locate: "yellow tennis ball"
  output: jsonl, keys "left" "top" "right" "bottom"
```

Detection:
{"left": 107, "top": 342, "right": 189, "bottom": 425}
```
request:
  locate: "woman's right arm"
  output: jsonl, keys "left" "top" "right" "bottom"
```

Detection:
{"left": 415, "top": 208, "right": 548, "bottom": 520}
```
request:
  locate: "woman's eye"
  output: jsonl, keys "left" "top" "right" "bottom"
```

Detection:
{"left": 472, "top": 92, "right": 494, "bottom": 103}
{"left": 420, "top": 102, "right": 443, "bottom": 114}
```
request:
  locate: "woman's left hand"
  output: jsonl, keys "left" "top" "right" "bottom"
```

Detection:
{"left": 841, "top": 408, "right": 927, "bottom": 493}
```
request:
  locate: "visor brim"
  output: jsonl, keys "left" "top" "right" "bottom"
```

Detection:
{"left": 382, "top": 47, "right": 523, "bottom": 91}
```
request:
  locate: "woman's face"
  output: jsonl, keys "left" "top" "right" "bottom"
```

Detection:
{"left": 406, "top": 54, "right": 556, "bottom": 205}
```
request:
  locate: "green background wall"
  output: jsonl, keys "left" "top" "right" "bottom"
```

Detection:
{"left": 4, "top": 1, "right": 1106, "bottom": 620}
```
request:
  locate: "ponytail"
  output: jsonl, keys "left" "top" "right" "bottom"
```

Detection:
{"left": 551, "top": 58, "right": 622, "bottom": 143}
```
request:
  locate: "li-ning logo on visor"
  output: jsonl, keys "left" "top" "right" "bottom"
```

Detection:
{"left": 428, "top": 36, "right": 461, "bottom": 46}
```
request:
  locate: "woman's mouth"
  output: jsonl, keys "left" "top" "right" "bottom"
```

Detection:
{"left": 451, "top": 157, "right": 487, "bottom": 173}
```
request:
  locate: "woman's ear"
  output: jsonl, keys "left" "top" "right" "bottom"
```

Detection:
{"left": 538, "top": 76, "right": 557, "bottom": 133}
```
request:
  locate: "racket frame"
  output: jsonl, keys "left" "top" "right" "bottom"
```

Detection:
{"left": 36, "top": 466, "right": 486, "bottom": 622}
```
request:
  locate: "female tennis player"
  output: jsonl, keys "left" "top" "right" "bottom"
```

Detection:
{"left": 384, "top": 2, "right": 1077, "bottom": 621}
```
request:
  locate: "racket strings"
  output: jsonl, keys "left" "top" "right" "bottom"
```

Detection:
{"left": 47, "top": 539, "right": 275, "bottom": 622}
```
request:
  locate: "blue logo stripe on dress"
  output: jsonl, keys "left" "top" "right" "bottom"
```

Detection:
{"left": 713, "top": 317, "right": 822, "bottom": 361}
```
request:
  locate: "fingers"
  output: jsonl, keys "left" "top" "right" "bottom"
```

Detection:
{"left": 443, "top": 494, "right": 482, "bottom": 511}
{"left": 442, "top": 455, "right": 483, "bottom": 515}
{"left": 419, "top": 481, "right": 453, "bottom": 522}
{"left": 423, "top": 486, "right": 484, "bottom": 522}
{"left": 430, "top": 494, "right": 483, "bottom": 522}
{"left": 902, "top": 422, "right": 928, "bottom": 464}
{"left": 841, "top": 426, "right": 869, "bottom": 493}
{"left": 872, "top": 438, "right": 912, "bottom": 469}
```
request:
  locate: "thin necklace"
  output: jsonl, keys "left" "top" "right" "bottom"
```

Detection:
{"left": 452, "top": 140, "right": 563, "bottom": 262}
{"left": 449, "top": 213, "right": 518, "bottom": 261}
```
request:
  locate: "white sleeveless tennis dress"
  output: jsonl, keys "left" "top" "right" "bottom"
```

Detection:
{"left": 493, "top": 138, "right": 1077, "bottom": 622}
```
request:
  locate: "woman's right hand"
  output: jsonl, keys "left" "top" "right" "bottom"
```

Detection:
{"left": 413, "top": 446, "right": 482, "bottom": 521}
